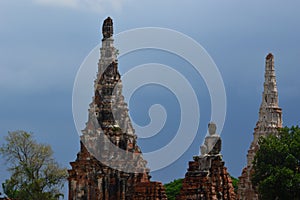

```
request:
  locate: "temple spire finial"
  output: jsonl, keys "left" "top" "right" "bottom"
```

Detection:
{"left": 102, "top": 17, "right": 113, "bottom": 39}
{"left": 266, "top": 53, "right": 274, "bottom": 60}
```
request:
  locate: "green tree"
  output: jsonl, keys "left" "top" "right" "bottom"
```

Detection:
{"left": 252, "top": 126, "right": 300, "bottom": 200}
{"left": 164, "top": 178, "right": 183, "bottom": 200}
{"left": 0, "top": 131, "right": 68, "bottom": 200}
{"left": 230, "top": 175, "right": 239, "bottom": 194}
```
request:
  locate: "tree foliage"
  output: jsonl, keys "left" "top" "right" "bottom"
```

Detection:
{"left": 164, "top": 178, "right": 183, "bottom": 200}
{"left": 252, "top": 126, "right": 300, "bottom": 200}
{"left": 0, "top": 131, "right": 68, "bottom": 200}
{"left": 230, "top": 175, "right": 239, "bottom": 194}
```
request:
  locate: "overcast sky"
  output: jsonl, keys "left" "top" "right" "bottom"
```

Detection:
{"left": 1, "top": 0, "right": 300, "bottom": 198}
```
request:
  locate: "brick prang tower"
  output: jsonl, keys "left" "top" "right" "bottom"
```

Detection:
{"left": 68, "top": 17, "right": 167, "bottom": 200}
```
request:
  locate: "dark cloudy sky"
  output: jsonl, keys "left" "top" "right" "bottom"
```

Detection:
{"left": 1, "top": 0, "right": 300, "bottom": 198}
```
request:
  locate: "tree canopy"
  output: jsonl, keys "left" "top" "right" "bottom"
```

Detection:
{"left": 164, "top": 178, "right": 183, "bottom": 200}
{"left": 252, "top": 126, "right": 300, "bottom": 200}
{"left": 0, "top": 131, "right": 68, "bottom": 200}
{"left": 230, "top": 175, "right": 239, "bottom": 194}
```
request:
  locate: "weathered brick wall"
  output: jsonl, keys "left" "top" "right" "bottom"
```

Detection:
{"left": 177, "top": 155, "right": 236, "bottom": 200}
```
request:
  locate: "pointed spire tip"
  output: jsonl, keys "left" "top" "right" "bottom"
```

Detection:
{"left": 266, "top": 53, "right": 274, "bottom": 60}
{"left": 102, "top": 17, "right": 113, "bottom": 39}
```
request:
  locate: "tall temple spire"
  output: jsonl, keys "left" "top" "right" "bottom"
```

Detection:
{"left": 237, "top": 54, "right": 283, "bottom": 200}
{"left": 68, "top": 17, "right": 167, "bottom": 200}
{"left": 257, "top": 53, "right": 282, "bottom": 128}
{"left": 251, "top": 53, "right": 282, "bottom": 160}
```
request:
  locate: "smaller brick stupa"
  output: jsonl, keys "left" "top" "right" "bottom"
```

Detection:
{"left": 177, "top": 122, "right": 236, "bottom": 200}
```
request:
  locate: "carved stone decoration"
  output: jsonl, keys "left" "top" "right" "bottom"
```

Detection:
{"left": 68, "top": 17, "right": 167, "bottom": 200}
{"left": 177, "top": 123, "right": 236, "bottom": 200}
{"left": 237, "top": 53, "right": 283, "bottom": 200}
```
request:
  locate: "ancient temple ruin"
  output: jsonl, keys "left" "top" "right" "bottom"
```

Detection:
{"left": 177, "top": 122, "right": 236, "bottom": 200}
{"left": 237, "top": 53, "right": 283, "bottom": 199}
{"left": 67, "top": 15, "right": 287, "bottom": 200}
{"left": 68, "top": 17, "right": 167, "bottom": 200}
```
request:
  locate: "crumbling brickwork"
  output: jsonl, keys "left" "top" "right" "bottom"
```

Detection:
{"left": 177, "top": 123, "right": 236, "bottom": 200}
{"left": 68, "top": 17, "right": 167, "bottom": 200}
